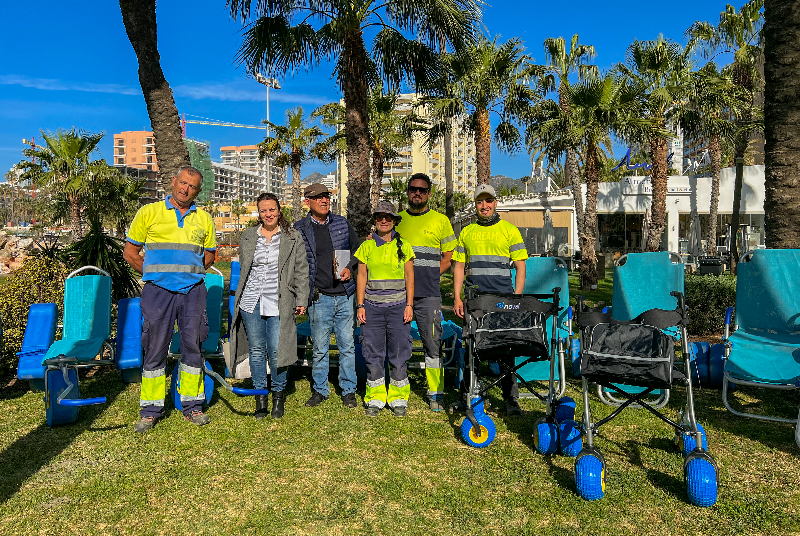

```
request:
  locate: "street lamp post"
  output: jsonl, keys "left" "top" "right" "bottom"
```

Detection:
{"left": 254, "top": 73, "right": 282, "bottom": 195}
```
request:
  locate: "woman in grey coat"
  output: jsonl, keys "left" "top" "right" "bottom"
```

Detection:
{"left": 229, "top": 192, "right": 309, "bottom": 419}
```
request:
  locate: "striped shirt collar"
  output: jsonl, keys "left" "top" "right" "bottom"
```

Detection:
{"left": 310, "top": 213, "right": 331, "bottom": 225}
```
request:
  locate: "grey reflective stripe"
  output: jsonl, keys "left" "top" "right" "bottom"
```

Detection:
{"left": 455, "top": 245, "right": 466, "bottom": 254}
{"left": 142, "top": 367, "right": 166, "bottom": 378}
{"left": 442, "top": 234, "right": 456, "bottom": 243}
{"left": 146, "top": 242, "right": 203, "bottom": 254}
{"left": 367, "top": 377, "right": 385, "bottom": 388}
{"left": 367, "top": 291, "right": 406, "bottom": 303}
{"left": 415, "top": 259, "right": 440, "bottom": 268}
{"left": 144, "top": 264, "right": 206, "bottom": 274}
{"left": 466, "top": 268, "right": 511, "bottom": 277}
{"left": 390, "top": 377, "right": 410, "bottom": 388}
{"left": 367, "top": 280, "right": 405, "bottom": 290}
{"left": 412, "top": 245, "right": 441, "bottom": 255}
{"left": 181, "top": 393, "right": 206, "bottom": 402}
{"left": 509, "top": 242, "right": 526, "bottom": 252}
{"left": 476, "top": 327, "right": 536, "bottom": 333}
{"left": 140, "top": 399, "right": 165, "bottom": 407}
{"left": 180, "top": 363, "right": 203, "bottom": 376}
{"left": 469, "top": 254, "right": 511, "bottom": 263}
{"left": 585, "top": 350, "right": 670, "bottom": 362}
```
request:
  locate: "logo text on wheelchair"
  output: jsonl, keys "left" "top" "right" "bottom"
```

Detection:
{"left": 496, "top": 302, "right": 521, "bottom": 310}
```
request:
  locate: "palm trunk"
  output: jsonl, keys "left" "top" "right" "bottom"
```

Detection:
{"left": 342, "top": 34, "right": 371, "bottom": 237}
{"left": 119, "top": 0, "right": 190, "bottom": 194}
{"left": 764, "top": 0, "right": 800, "bottom": 249}
{"left": 475, "top": 108, "right": 491, "bottom": 185}
{"left": 580, "top": 143, "right": 600, "bottom": 290}
{"left": 706, "top": 135, "right": 722, "bottom": 256}
{"left": 291, "top": 154, "right": 302, "bottom": 223}
{"left": 370, "top": 145, "right": 384, "bottom": 209}
{"left": 646, "top": 134, "right": 669, "bottom": 252}
{"left": 560, "top": 85, "right": 584, "bottom": 253}
{"left": 444, "top": 127, "right": 454, "bottom": 219}
{"left": 730, "top": 114, "right": 752, "bottom": 273}
{"left": 69, "top": 194, "right": 82, "bottom": 240}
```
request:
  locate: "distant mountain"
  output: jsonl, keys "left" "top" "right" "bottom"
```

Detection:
{"left": 303, "top": 171, "right": 326, "bottom": 184}
{"left": 490, "top": 174, "right": 525, "bottom": 190}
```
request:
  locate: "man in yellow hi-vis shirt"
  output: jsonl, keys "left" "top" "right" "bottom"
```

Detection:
{"left": 452, "top": 183, "right": 528, "bottom": 415}
{"left": 395, "top": 173, "right": 456, "bottom": 412}
{"left": 124, "top": 166, "right": 217, "bottom": 433}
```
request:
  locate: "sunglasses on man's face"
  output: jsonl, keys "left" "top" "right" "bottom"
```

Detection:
{"left": 407, "top": 186, "right": 430, "bottom": 194}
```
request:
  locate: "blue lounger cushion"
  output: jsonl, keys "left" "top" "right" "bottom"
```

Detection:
{"left": 17, "top": 303, "right": 58, "bottom": 379}
{"left": 725, "top": 331, "right": 800, "bottom": 385}
{"left": 116, "top": 298, "right": 143, "bottom": 371}
{"left": 612, "top": 252, "right": 684, "bottom": 321}
{"left": 41, "top": 274, "right": 111, "bottom": 364}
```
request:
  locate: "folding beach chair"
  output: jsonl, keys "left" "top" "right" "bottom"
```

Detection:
{"left": 721, "top": 249, "right": 800, "bottom": 448}
{"left": 459, "top": 286, "right": 566, "bottom": 450}
{"left": 38, "top": 267, "right": 115, "bottom": 426}
{"left": 573, "top": 252, "right": 717, "bottom": 506}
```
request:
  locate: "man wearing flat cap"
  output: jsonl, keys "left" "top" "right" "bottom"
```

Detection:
{"left": 452, "top": 183, "right": 528, "bottom": 415}
{"left": 294, "top": 183, "right": 362, "bottom": 408}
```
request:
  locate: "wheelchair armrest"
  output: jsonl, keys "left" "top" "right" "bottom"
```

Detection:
{"left": 723, "top": 307, "right": 734, "bottom": 341}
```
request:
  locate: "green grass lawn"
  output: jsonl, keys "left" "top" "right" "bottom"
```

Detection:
{"left": 1, "top": 264, "right": 798, "bottom": 535}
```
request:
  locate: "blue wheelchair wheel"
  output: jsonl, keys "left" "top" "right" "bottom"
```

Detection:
{"left": 461, "top": 414, "right": 496, "bottom": 448}
{"left": 558, "top": 419, "right": 583, "bottom": 457}
{"left": 685, "top": 457, "right": 718, "bottom": 507}
{"left": 575, "top": 451, "right": 606, "bottom": 501}
{"left": 682, "top": 423, "right": 708, "bottom": 455}
{"left": 554, "top": 396, "right": 576, "bottom": 422}
{"left": 45, "top": 368, "right": 80, "bottom": 427}
{"left": 533, "top": 418, "right": 557, "bottom": 455}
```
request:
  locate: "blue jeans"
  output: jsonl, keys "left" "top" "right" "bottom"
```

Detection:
{"left": 239, "top": 301, "right": 285, "bottom": 392}
{"left": 308, "top": 293, "right": 357, "bottom": 397}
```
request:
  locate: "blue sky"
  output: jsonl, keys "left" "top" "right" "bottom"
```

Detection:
{"left": 0, "top": 0, "right": 730, "bottom": 182}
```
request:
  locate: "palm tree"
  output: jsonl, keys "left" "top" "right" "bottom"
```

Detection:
{"left": 230, "top": 199, "right": 248, "bottom": 230}
{"left": 314, "top": 90, "right": 428, "bottom": 209}
{"left": 422, "top": 36, "right": 543, "bottom": 186}
{"left": 260, "top": 107, "right": 325, "bottom": 222}
{"left": 763, "top": 0, "right": 800, "bottom": 248}
{"left": 539, "top": 34, "right": 599, "bottom": 245}
{"left": 618, "top": 37, "right": 695, "bottom": 251}
{"left": 17, "top": 128, "right": 113, "bottom": 239}
{"left": 118, "top": 0, "right": 190, "bottom": 191}
{"left": 229, "top": 0, "right": 481, "bottom": 236}
{"left": 688, "top": 0, "right": 764, "bottom": 267}
{"left": 386, "top": 177, "right": 409, "bottom": 213}
{"left": 673, "top": 62, "right": 748, "bottom": 255}
{"left": 525, "top": 74, "right": 654, "bottom": 289}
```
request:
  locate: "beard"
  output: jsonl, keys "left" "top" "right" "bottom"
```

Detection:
{"left": 408, "top": 199, "right": 427, "bottom": 211}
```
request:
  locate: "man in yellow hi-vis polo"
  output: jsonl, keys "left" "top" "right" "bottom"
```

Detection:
{"left": 123, "top": 166, "right": 217, "bottom": 433}
{"left": 452, "top": 183, "right": 527, "bottom": 415}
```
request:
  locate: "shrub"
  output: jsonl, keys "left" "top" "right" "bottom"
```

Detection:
{"left": 685, "top": 274, "right": 737, "bottom": 336}
{"left": 0, "top": 256, "right": 68, "bottom": 377}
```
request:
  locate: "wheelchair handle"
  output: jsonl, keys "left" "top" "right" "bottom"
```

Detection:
{"left": 67, "top": 265, "right": 110, "bottom": 279}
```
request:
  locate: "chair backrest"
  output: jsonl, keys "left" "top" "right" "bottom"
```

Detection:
{"left": 735, "top": 249, "right": 800, "bottom": 335}
{"left": 511, "top": 256, "right": 570, "bottom": 340}
{"left": 230, "top": 261, "right": 241, "bottom": 294}
{"left": 612, "top": 252, "right": 683, "bottom": 321}
{"left": 63, "top": 274, "right": 111, "bottom": 340}
{"left": 205, "top": 271, "right": 225, "bottom": 337}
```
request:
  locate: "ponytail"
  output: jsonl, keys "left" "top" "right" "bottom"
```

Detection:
{"left": 395, "top": 229, "right": 406, "bottom": 261}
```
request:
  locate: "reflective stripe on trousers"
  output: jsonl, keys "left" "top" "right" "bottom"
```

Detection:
{"left": 361, "top": 301, "right": 412, "bottom": 408}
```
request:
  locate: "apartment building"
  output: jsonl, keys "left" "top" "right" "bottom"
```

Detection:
{"left": 112, "top": 131, "right": 157, "bottom": 171}
{"left": 338, "top": 93, "right": 477, "bottom": 211}
{"left": 220, "top": 145, "right": 285, "bottom": 195}
{"left": 210, "top": 162, "right": 267, "bottom": 204}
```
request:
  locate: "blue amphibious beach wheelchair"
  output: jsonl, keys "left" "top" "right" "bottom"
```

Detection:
{"left": 720, "top": 248, "right": 800, "bottom": 448}
{"left": 573, "top": 252, "right": 718, "bottom": 507}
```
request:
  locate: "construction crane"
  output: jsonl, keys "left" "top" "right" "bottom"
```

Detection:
{"left": 181, "top": 113, "right": 268, "bottom": 138}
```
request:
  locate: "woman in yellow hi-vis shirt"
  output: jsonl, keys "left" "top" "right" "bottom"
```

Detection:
{"left": 355, "top": 201, "right": 416, "bottom": 417}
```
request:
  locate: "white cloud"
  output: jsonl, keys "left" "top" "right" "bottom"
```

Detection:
{"left": 173, "top": 83, "right": 333, "bottom": 105}
{"left": 0, "top": 74, "right": 140, "bottom": 95}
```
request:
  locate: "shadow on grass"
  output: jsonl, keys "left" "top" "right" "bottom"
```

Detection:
{"left": 618, "top": 437, "right": 686, "bottom": 500}
{"left": 0, "top": 369, "right": 126, "bottom": 505}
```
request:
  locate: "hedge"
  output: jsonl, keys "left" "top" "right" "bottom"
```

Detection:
{"left": 685, "top": 274, "right": 737, "bottom": 336}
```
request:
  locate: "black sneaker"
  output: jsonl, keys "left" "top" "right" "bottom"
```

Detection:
{"left": 365, "top": 406, "right": 380, "bottom": 417}
{"left": 341, "top": 392, "right": 357, "bottom": 408}
{"left": 392, "top": 406, "right": 407, "bottom": 417}
{"left": 134, "top": 416, "right": 158, "bottom": 433}
{"left": 505, "top": 399, "right": 522, "bottom": 416}
{"left": 305, "top": 391, "right": 328, "bottom": 407}
{"left": 184, "top": 410, "right": 211, "bottom": 426}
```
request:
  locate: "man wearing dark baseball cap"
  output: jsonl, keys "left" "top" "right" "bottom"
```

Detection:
{"left": 294, "top": 183, "right": 362, "bottom": 409}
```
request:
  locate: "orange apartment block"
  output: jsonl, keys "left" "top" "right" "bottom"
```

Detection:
{"left": 113, "top": 131, "right": 158, "bottom": 171}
